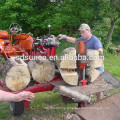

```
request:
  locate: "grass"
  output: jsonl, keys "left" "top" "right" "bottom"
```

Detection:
{"left": 0, "top": 102, "right": 10, "bottom": 119}
{"left": 104, "top": 52, "right": 120, "bottom": 80}
{"left": 27, "top": 92, "right": 76, "bottom": 119}
{"left": 0, "top": 43, "right": 120, "bottom": 119}
{"left": 104, "top": 52, "right": 120, "bottom": 94}
{"left": 0, "top": 92, "right": 76, "bottom": 120}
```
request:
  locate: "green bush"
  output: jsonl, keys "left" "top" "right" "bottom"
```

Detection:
{"left": 92, "top": 22, "right": 109, "bottom": 48}
{"left": 112, "top": 19, "right": 120, "bottom": 45}
{"left": 105, "top": 41, "right": 116, "bottom": 54}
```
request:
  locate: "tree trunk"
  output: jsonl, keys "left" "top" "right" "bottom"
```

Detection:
{"left": 107, "top": 19, "right": 117, "bottom": 42}
{"left": 28, "top": 59, "right": 55, "bottom": 83}
{"left": 3, "top": 57, "right": 30, "bottom": 91}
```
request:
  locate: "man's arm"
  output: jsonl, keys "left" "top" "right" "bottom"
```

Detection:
{"left": 66, "top": 36, "right": 76, "bottom": 43}
{"left": 0, "top": 90, "right": 34, "bottom": 102}
{"left": 94, "top": 38, "right": 103, "bottom": 52}
{"left": 58, "top": 34, "right": 76, "bottom": 43}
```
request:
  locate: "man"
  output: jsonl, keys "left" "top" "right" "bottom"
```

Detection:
{"left": 58, "top": 23, "right": 104, "bottom": 99}
{"left": 0, "top": 90, "right": 34, "bottom": 102}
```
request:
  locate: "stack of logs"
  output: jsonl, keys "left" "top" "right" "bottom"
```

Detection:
{"left": 57, "top": 47, "right": 103, "bottom": 84}
{"left": 86, "top": 49, "right": 103, "bottom": 82}
{"left": 3, "top": 47, "right": 103, "bottom": 91}
{"left": 3, "top": 57, "right": 55, "bottom": 91}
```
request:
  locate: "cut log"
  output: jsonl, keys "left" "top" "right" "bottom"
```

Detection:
{"left": 86, "top": 68, "right": 100, "bottom": 82}
{"left": 3, "top": 57, "right": 30, "bottom": 91}
{"left": 86, "top": 58, "right": 103, "bottom": 68}
{"left": 57, "top": 47, "right": 77, "bottom": 69}
{"left": 86, "top": 49, "right": 103, "bottom": 68}
{"left": 59, "top": 69, "right": 78, "bottom": 85}
{"left": 56, "top": 47, "right": 78, "bottom": 85}
{"left": 87, "top": 49, "right": 99, "bottom": 56}
{"left": 54, "top": 85, "right": 91, "bottom": 102}
{"left": 28, "top": 59, "right": 55, "bottom": 83}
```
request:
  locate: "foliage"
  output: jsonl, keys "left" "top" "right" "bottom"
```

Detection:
{"left": 0, "top": 0, "right": 36, "bottom": 32}
{"left": 104, "top": 41, "right": 116, "bottom": 54}
{"left": 0, "top": 0, "right": 119, "bottom": 45}
{"left": 112, "top": 19, "right": 120, "bottom": 44}
{"left": 92, "top": 22, "right": 109, "bottom": 47}
{"left": 99, "top": 0, "right": 120, "bottom": 19}
{"left": 39, "top": 0, "right": 101, "bottom": 35}
{"left": 0, "top": 0, "right": 103, "bottom": 36}
{"left": 99, "top": 0, "right": 120, "bottom": 42}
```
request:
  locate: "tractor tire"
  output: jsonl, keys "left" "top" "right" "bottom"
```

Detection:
{"left": 9, "top": 101, "right": 24, "bottom": 116}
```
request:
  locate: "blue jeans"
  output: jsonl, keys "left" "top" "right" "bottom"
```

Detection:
{"left": 96, "top": 64, "right": 104, "bottom": 74}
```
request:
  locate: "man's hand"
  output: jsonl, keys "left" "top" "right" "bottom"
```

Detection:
{"left": 57, "top": 34, "right": 67, "bottom": 40}
{"left": 57, "top": 34, "right": 76, "bottom": 43}
{"left": 15, "top": 91, "right": 35, "bottom": 102}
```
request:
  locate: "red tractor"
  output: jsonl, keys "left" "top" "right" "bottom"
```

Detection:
{"left": 0, "top": 23, "right": 33, "bottom": 60}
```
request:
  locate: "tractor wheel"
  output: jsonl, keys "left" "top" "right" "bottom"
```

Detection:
{"left": 9, "top": 101, "right": 24, "bottom": 116}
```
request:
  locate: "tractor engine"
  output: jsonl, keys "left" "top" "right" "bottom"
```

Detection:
{"left": 33, "top": 35, "right": 60, "bottom": 58}
{"left": 34, "top": 35, "right": 59, "bottom": 46}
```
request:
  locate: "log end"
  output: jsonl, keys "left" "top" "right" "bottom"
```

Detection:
{"left": 6, "top": 65, "right": 30, "bottom": 91}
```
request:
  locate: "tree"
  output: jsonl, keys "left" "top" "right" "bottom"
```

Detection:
{"left": 99, "top": 0, "right": 120, "bottom": 42}
{"left": 0, "top": 0, "right": 36, "bottom": 32}
{"left": 0, "top": 0, "right": 106, "bottom": 38}
{"left": 38, "top": 0, "right": 102, "bottom": 35}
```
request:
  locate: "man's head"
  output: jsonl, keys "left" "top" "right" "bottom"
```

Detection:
{"left": 78, "top": 23, "right": 92, "bottom": 40}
